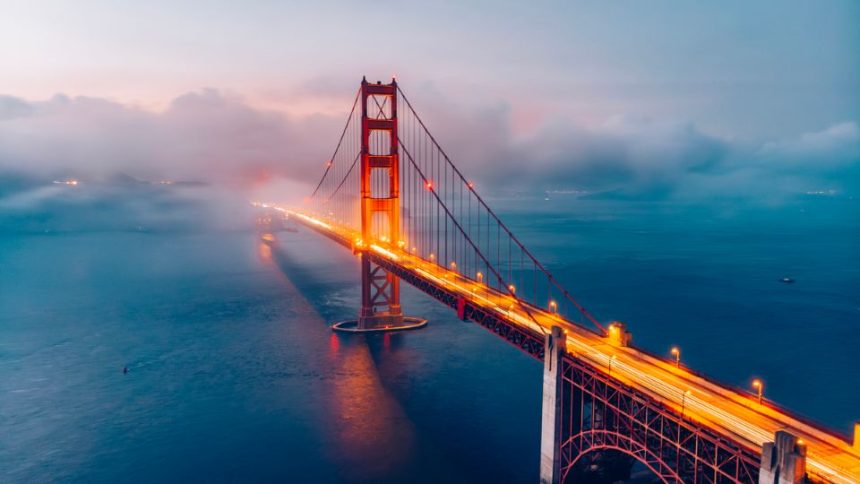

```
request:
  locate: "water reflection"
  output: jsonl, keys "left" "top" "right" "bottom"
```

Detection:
{"left": 257, "top": 235, "right": 274, "bottom": 265}
{"left": 326, "top": 335, "right": 416, "bottom": 480}
{"left": 266, "top": 239, "right": 417, "bottom": 481}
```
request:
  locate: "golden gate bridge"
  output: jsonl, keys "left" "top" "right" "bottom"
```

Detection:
{"left": 255, "top": 78, "right": 860, "bottom": 483}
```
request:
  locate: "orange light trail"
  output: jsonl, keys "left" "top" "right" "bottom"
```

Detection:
{"left": 260, "top": 204, "right": 860, "bottom": 483}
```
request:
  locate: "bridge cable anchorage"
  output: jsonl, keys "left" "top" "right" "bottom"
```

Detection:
{"left": 397, "top": 137, "right": 547, "bottom": 335}
{"left": 396, "top": 86, "right": 607, "bottom": 336}
{"left": 310, "top": 87, "right": 361, "bottom": 199}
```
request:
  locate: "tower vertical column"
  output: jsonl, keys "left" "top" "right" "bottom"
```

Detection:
{"left": 359, "top": 77, "right": 402, "bottom": 329}
{"left": 540, "top": 326, "right": 567, "bottom": 484}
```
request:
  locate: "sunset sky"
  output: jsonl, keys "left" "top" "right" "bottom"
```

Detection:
{"left": 1, "top": 0, "right": 859, "bottom": 214}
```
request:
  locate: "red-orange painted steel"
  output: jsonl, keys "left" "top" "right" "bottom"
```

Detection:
{"left": 359, "top": 78, "right": 403, "bottom": 328}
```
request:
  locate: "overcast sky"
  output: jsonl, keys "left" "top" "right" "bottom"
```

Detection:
{"left": 1, "top": 0, "right": 859, "bottom": 220}
{"left": 3, "top": 0, "right": 858, "bottom": 137}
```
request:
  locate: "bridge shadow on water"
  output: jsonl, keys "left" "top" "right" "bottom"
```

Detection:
{"left": 267, "top": 236, "right": 342, "bottom": 313}
{"left": 262, "top": 232, "right": 658, "bottom": 483}
{"left": 266, "top": 232, "right": 423, "bottom": 384}
{"left": 265, "top": 233, "right": 416, "bottom": 357}
{"left": 260, "top": 233, "right": 467, "bottom": 482}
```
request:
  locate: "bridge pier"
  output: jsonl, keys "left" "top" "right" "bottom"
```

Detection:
{"left": 759, "top": 430, "right": 809, "bottom": 484}
{"left": 540, "top": 326, "right": 566, "bottom": 484}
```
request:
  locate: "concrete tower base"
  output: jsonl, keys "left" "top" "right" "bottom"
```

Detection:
{"left": 540, "top": 326, "right": 567, "bottom": 484}
{"left": 759, "top": 430, "right": 809, "bottom": 484}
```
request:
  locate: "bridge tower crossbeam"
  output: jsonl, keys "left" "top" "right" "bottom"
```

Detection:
{"left": 358, "top": 78, "right": 402, "bottom": 328}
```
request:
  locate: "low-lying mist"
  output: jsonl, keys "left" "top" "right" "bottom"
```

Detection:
{"left": 1, "top": 87, "right": 858, "bottom": 234}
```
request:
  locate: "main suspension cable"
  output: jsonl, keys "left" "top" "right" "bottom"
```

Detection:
{"left": 310, "top": 87, "right": 361, "bottom": 199}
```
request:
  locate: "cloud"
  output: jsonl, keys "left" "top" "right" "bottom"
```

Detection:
{"left": 414, "top": 98, "right": 858, "bottom": 199}
{"left": 0, "top": 89, "right": 342, "bottom": 189}
{"left": 758, "top": 121, "right": 860, "bottom": 168}
{"left": 0, "top": 177, "right": 254, "bottom": 234}
{"left": 391, "top": 85, "right": 858, "bottom": 200}
{"left": 1, "top": 88, "right": 858, "bottom": 234}
{"left": 674, "top": 121, "right": 860, "bottom": 200}
{"left": 481, "top": 116, "right": 729, "bottom": 198}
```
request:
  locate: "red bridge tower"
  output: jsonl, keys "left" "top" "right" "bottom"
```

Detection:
{"left": 333, "top": 78, "right": 426, "bottom": 333}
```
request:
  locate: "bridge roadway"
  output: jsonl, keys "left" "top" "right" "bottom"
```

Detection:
{"left": 281, "top": 208, "right": 860, "bottom": 484}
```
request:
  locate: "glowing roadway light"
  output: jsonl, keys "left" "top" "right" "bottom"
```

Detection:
{"left": 449, "top": 261, "right": 457, "bottom": 271}
{"left": 370, "top": 244, "right": 399, "bottom": 261}
{"left": 280, "top": 208, "right": 860, "bottom": 483}
{"left": 429, "top": 253, "right": 435, "bottom": 262}
{"left": 508, "top": 284, "right": 516, "bottom": 295}
{"left": 752, "top": 379, "right": 764, "bottom": 404}
{"left": 671, "top": 346, "right": 681, "bottom": 367}
{"left": 476, "top": 271, "right": 484, "bottom": 283}
{"left": 549, "top": 300, "right": 558, "bottom": 313}
{"left": 608, "top": 324, "right": 620, "bottom": 338}
{"left": 294, "top": 212, "right": 332, "bottom": 230}
{"left": 425, "top": 181, "right": 433, "bottom": 190}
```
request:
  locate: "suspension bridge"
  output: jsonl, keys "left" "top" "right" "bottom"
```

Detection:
{"left": 256, "top": 78, "right": 860, "bottom": 484}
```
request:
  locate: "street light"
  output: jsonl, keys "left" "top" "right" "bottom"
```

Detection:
{"left": 548, "top": 300, "right": 558, "bottom": 313}
{"left": 670, "top": 346, "right": 681, "bottom": 368}
{"left": 476, "top": 271, "right": 484, "bottom": 283}
{"left": 508, "top": 284, "right": 516, "bottom": 295}
{"left": 608, "top": 354, "right": 618, "bottom": 377}
{"left": 450, "top": 261, "right": 457, "bottom": 271}
{"left": 752, "top": 379, "right": 764, "bottom": 404}
{"left": 681, "top": 389, "right": 692, "bottom": 417}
